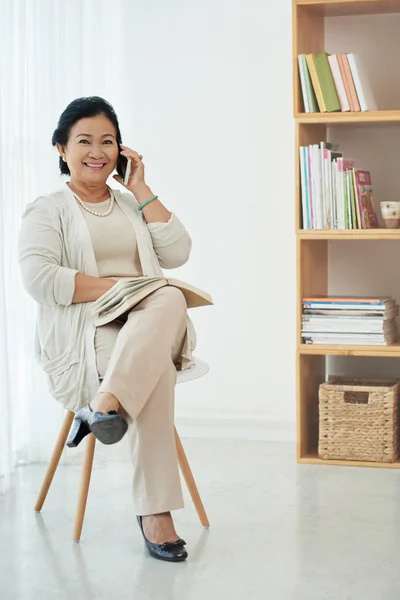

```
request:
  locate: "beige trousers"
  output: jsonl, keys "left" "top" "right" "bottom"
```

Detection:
{"left": 94, "top": 286, "right": 188, "bottom": 516}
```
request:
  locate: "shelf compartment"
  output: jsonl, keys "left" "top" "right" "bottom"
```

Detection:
{"left": 296, "top": 0, "right": 400, "bottom": 17}
{"left": 297, "top": 355, "right": 400, "bottom": 466}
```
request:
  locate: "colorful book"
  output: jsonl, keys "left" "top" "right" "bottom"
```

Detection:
{"left": 354, "top": 170, "right": 378, "bottom": 229}
{"left": 328, "top": 54, "right": 350, "bottom": 112}
{"left": 305, "top": 54, "right": 327, "bottom": 112}
{"left": 337, "top": 53, "right": 361, "bottom": 112}
{"left": 302, "top": 296, "right": 394, "bottom": 309}
{"left": 300, "top": 50, "right": 377, "bottom": 116}
{"left": 303, "top": 306, "right": 399, "bottom": 319}
{"left": 298, "top": 54, "right": 319, "bottom": 113}
{"left": 347, "top": 169, "right": 357, "bottom": 229}
{"left": 340, "top": 159, "right": 355, "bottom": 228}
{"left": 299, "top": 142, "right": 378, "bottom": 231}
{"left": 299, "top": 147, "right": 309, "bottom": 229}
{"left": 307, "top": 52, "right": 341, "bottom": 113}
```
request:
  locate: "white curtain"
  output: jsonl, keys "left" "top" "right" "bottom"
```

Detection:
{"left": 0, "top": 0, "right": 134, "bottom": 493}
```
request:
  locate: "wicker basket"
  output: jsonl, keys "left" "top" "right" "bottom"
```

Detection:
{"left": 318, "top": 377, "right": 400, "bottom": 463}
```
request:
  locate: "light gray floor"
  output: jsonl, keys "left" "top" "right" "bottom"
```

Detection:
{"left": 1, "top": 438, "right": 400, "bottom": 600}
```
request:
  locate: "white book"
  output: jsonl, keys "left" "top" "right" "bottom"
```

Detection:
{"left": 335, "top": 160, "right": 343, "bottom": 229}
{"left": 346, "top": 170, "right": 352, "bottom": 229}
{"left": 303, "top": 332, "right": 395, "bottom": 341}
{"left": 302, "top": 323, "right": 395, "bottom": 333}
{"left": 303, "top": 306, "right": 399, "bottom": 319}
{"left": 331, "top": 158, "right": 337, "bottom": 228}
{"left": 92, "top": 276, "right": 213, "bottom": 327}
{"left": 324, "top": 151, "right": 331, "bottom": 228}
{"left": 303, "top": 337, "right": 390, "bottom": 346}
{"left": 328, "top": 54, "right": 351, "bottom": 112}
{"left": 310, "top": 146, "right": 317, "bottom": 229}
{"left": 320, "top": 144, "right": 327, "bottom": 229}
{"left": 302, "top": 317, "right": 394, "bottom": 329}
{"left": 347, "top": 53, "right": 377, "bottom": 112}
{"left": 312, "top": 145, "right": 322, "bottom": 229}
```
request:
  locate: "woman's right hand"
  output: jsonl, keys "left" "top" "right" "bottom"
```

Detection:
{"left": 72, "top": 273, "right": 117, "bottom": 303}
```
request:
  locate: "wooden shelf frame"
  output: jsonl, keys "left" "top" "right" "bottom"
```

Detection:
{"left": 297, "top": 230, "right": 400, "bottom": 239}
{"left": 299, "top": 342, "right": 400, "bottom": 357}
{"left": 293, "top": 0, "right": 400, "bottom": 468}
{"left": 299, "top": 452, "right": 400, "bottom": 468}
{"left": 295, "top": 0, "right": 400, "bottom": 17}
{"left": 296, "top": 110, "right": 400, "bottom": 124}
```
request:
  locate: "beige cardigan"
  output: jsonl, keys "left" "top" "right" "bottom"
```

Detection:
{"left": 18, "top": 182, "right": 196, "bottom": 412}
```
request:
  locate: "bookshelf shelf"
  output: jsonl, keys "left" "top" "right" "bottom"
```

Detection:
{"left": 296, "top": 110, "right": 400, "bottom": 125}
{"left": 299, "top": 452, "right": 400, "bottom": 468}
{"left": 296, "top": 0, "right": 400, "bottom": 17}
{"left": 298, "top": 229, "right": 400, "bottom": 240}
{"left": 293, "top": 0, "right": 400, "bottom": 468}
{"left": 299, "top": 341, "right": 400, "bottom": 357}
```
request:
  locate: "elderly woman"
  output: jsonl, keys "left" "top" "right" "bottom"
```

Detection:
{"left": 18, "top": 96, "right": 197, "bottom": 562}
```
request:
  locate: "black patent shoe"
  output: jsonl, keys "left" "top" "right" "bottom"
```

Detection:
{"left": 66, "top": 404, "right": 128, "bottom": 448}
{"left": 137, "top": 516, "right": 188, "bottom": 562}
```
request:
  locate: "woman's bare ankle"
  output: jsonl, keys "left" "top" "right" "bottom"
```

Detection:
{"left": 90, "top": 392, "right": 120, "bottom": 414}
{"left": 141, "top": 512, "right": 180, "bottom": 544}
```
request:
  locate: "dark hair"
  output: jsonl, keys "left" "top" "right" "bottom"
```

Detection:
{"left": 51, "top": 96, "right": 124, "bottom": 177}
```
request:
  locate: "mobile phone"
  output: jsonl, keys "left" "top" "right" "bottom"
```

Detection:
{"left": 116, "top": 152, "right": 130, "bottom": 184}
{"left": 123, "top": 159, "right": 131, "bottom": 185}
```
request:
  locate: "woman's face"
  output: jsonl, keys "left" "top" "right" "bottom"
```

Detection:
{"left": 58, "top": 114, "right": 120, "bottom": 184}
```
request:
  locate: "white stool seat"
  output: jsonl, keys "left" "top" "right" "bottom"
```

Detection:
{"left": 176, "top": 356, "right": 209, "bottom": 385}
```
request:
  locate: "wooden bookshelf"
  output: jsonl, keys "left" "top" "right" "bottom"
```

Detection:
{"left": 293, "top": 0, "right": 400, "bottom": 468}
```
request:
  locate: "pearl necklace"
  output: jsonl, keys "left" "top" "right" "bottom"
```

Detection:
{"left": 71, "top": 186, "right": 115, "bottom": 217}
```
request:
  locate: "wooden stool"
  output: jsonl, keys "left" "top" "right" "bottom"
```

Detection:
{"left": 34, "top": 358, "right": 210, "bottom": 542}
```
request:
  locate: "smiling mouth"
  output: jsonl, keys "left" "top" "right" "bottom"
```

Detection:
{"left": 84, "top": 163, "right": 107, "bottom": 170}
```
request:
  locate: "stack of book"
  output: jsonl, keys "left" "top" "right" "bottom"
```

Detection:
{"left": 300, "top": 142, "right": 378, "bottom": 230}
{"left": 298, "top": 52, "right": 377, "bottom": 113}
{"left": 302, "top": 296, "right": 398, "bottom": 346}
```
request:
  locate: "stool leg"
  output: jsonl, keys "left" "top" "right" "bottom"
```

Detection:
{"left": 73, "top": 433, "right": 96, "bottom": 543}
{"left": 34, "top": 410, "right": 75, "bottom": 512}
{"left": 174, "top": 427, "right": 210, "bottom": 527}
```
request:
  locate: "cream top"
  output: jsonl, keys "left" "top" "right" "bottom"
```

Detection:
{"left": 78, "top": 197, "right": 143, "bottom": 278}
{"left": 18, "top": 183, "right": 195, "bottom": 411}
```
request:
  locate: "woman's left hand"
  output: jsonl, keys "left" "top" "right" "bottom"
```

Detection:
{"left": 113, "top": 145, "right": 145, "bottom": 192}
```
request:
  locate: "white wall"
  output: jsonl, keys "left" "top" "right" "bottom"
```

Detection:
{"left": 117, "top": 0, "right": 296, "bottom": 439}
{"left": 92, "top": 0, "right": 296, "bottom": 439}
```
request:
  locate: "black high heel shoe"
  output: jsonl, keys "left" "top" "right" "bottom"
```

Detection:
{"left": 66, "top": 404, "right": 128, "bottom": 448}
{"left": 137, "top": 516, "right": 188, "bottom": 562}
